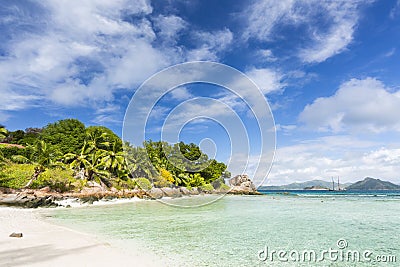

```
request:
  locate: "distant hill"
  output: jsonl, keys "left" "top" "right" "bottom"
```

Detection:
{"left": 346, "top": 177, "right": 400, "bottom": 190}
{"left": 259, "top": 180, "right": 352, "bottom": 190}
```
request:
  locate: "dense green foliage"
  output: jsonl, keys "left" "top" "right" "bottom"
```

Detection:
{"left": 0, "top": 163, "right": 84, "bottom": 192}
{"left": 5, "top": 128, "right": 42, "bottom": 145}
{"left": 86, "top": 126, "right": 122, "bottom": 151}
{"left": 136, "top": 140, "right": 230, "bottom": 187}
{"left": 0, "top": 145, "right": 31, "bottom": 160}
{"left": 31, "top": 168, "right": 81, "bottom": 192}
{"left": 133, "top": 177, "right": 152, "bottom": 190}
{"left": 0, "top": 164, "right": 35, "bottom": 188}
{"left": 41, "top": 119, "right": 86, "bottom": 155}
{"left": 0, "top": 119, "right": 231, "bottom": 191}
{"left": 199, "top": 183, "right": 214, "bottom": 192}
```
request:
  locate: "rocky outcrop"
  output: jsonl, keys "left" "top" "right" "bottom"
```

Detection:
{"left": 228, "top": 174, "right": 261, "bottom": 195}
{"left": 0, "top": 187, "right": 16, "bottom": 194}
{"left": 160, "top": 187, "right": 182, "bottom": 198}
{"left": 179, "top": 187, "right": 191, "bottom": 195}
{"left": 0, "top": 187, "right": 150, "bottom": 207}
{"left": 189, "top": 187, "right": 200, "bottom": 195}
{"left": 0, "top": 177, "right": 263, "bottom": 208}
{"left": 147, "top": 188, "right": 163, "bottom": 199}
{"left": 0, "top": 192, "right": 59, "bottom": 208}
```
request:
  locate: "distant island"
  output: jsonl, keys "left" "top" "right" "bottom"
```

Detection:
{"left": 259, "top": 179, "right": 353, "bottom": 190}
{"left": 260, "top": 178, "right": 400, "bottom": 191}
{"left": 346, "top": 177, "right": 400, "bottom": 190}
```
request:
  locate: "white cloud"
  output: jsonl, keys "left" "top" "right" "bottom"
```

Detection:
{"left": 242, "top": 0, "right": 372, "bottom": 63}
{"left": 384, "top": 48, "right": 396, "bottom": 58}
{"left": 92, "top": 103, "right": 123, "bottom": 125}
{"left": 299, "top": 78, "right": 400, "bottom": 133}
{"left": 245, "top": 67, "right": 285, "bottom": 94}
{"left": 107, "top": 40, "right": 170, "bottom": 88}
{"left": 153, "top": 15, "right": 187, "bottom": 42}
{"left": 267, "top": 136, "right": 400, "bottom": 185}
{"left": 92, "top": 114, "right": 122, "bottom": 125}
{"left": 46, "top": 0, "right": 153, "bottom": 37}
{"left": 0, "top": 1, "right": 239, "bottom": 124}
{"left": 258, "top": 49, "right": 277, "bottom": 62}
{"left": 0, "top": 89, "right": 42, "bottom": 111}
{"left": 242, "top": 0, "right": 297, "bottom": 41}
{"left": 298, "top": 8, "right": 356, "bottom": 63}
{"left": 275, "top": 124, "right": 297, "bottom": 135}
{"left": 160, "top": 97, "right": 243, "bottom": 131}
{"left": 390, "top": 0, "right": 400, "bottom": 19}
{"left": 0, "top": 0, "right": 178, "bottom": 116}
{"left": 186, "top": 28, "right": 233, "bottom": 61}
{"left": 169, "top": 87, "right": 193, "bottom": 101}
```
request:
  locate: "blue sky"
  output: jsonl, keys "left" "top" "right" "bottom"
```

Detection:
{"left": 1, "top": 0, "right": 400, "bottom": 185}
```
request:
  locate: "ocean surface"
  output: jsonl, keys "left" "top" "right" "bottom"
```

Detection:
{"left": 44, "top": 191, "right": 400, "bottom": 266}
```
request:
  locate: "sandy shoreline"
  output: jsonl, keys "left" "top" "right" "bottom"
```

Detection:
{"left": 0, "top": 207, "right": 168, "bottom": 267}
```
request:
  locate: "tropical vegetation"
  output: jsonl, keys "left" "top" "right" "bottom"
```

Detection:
{"left": 0, "top": 119, "right": 230, "bottom": 192}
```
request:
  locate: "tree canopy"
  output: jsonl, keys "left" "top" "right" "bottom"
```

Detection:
{"left": 124, "top": 140, "right": 230, "bottom": 188}
{"left": 40, "top": 119, "right": 86, "bottom": 155}
{"left": 0, "top": 119, "right": 231, "bottom": 190}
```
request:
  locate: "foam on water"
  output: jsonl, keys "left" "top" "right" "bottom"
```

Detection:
{"left": 55, "top": 197, "right": 145, "bottom": 208}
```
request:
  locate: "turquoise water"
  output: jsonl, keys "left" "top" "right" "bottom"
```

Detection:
{"left": 45, "top": 194, "right": 400, "bottom": 266}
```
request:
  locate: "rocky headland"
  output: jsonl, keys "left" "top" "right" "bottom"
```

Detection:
{"left": 0, "top": 174, "right": 262, "bottom": 208}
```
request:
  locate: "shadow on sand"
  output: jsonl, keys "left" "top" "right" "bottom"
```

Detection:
{"left": 0, "top": 244, "right": 98, "bottom": 266}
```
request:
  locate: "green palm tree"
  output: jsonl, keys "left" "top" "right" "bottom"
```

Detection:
{"left": 24, "top": 140, "right": 60, "bottom": 188}
{"left": 100, "top": 141, "right": 125, "bottom": 176}
{"left": 0, "top": 151, "right": 5, "bottom": 165}
{"left": 0, "top": 126, "right": 5, "bottom": 162}
{"left": 64, "top": 141, "right": 110, "bottom": 187}
{"left": 125, "top": 146, "right": 156, "bottom": 179}
{"left": 85, "top": 131, "right": 109, "bottom": 152}
{"left": 0, "top": 126, "right": 7, "bottom": 140}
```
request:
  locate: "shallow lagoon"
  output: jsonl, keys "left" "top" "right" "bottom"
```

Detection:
{"left": 46, "top": 194, "right": 400, "bottom": 266}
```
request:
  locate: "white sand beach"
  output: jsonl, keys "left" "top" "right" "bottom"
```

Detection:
{"left": 0, "top": 207, "right": 166, "bottom": 267}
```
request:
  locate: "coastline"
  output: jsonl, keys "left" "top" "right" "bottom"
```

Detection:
{"left": 0, "top": 185, "right": 261, "bottom": 208}
{"left": 0, "top": 207, "right": 170, "bottom": 267}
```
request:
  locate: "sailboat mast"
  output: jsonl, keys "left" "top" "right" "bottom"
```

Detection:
{"left": 337, "top": 176, "right": 340, "bottom": 191}
{"left": 332, "top": 177, "right": 335, "bottom": 191}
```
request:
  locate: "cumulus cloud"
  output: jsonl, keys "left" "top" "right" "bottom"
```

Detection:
{"left": 0, "top": 0, "right": 166, "bottom": 113}
{"left": 299, "top": 78, "right": 400, "bottom": 133}
{"left": 0, "top": 1, "right": 237, "bottom": 122}
{"left": 242, "top": 0, "right": 373, "bottom": 63}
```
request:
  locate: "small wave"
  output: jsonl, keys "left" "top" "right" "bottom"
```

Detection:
{"left": 55, "top": 197, "right": 144, "bottom": 208}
